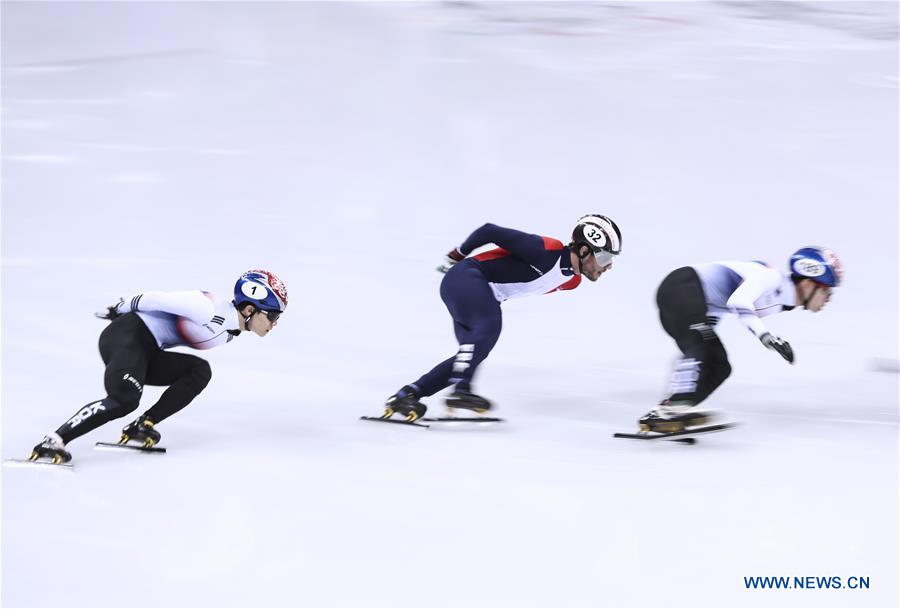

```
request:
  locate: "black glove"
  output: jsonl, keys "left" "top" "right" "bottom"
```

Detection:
{"left": 95, "top": 298, "right": 125, "bottom": 320}
{"left": 760, "top": 332, "right": 794, "bottom": 364}
{"left": 437, "top": 248, "right": 465, "bottom": 273}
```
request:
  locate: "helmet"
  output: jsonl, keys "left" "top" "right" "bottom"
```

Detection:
{"left": 571, "top": 214, "right": 622, "bottom": 265}
{"left": 789, "top": 247, "right": 843, "bottom": 287}
{"left": 233, "top": 269, "right": 288, "bottom": 313}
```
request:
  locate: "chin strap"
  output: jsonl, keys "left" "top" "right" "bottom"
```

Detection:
{"left": 573, "top": 243, "right": 591, "bottom": 275}
{"left": 234, "top": 302, "right": 258, "bottom": 329}
{"left": 801, "top": 284, "right": 821, "bottom": 310}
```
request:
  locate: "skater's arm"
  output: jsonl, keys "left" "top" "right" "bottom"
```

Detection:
{"left": 119, "top": 291, "right": 217, "bottom": 324}
{"left": 726, "top": 268, "right": 783, "bottom": 336}
{"left": 457, "top": 223, "right": 549, "bottom": 265}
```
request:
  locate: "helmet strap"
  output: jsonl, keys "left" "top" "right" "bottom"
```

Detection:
{"left": 802, "top": 283, "right": 820, "bottom": 310}
{"left": 574, "top": 243, "right": 591, "bottom": 275}
{"left": 238, "top": 304, "right": 258, "bottom": 329}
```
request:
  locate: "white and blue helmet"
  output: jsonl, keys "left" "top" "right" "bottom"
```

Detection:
{"left": 789, "top": 247, "right": 843, "bottom": 287}
{"left": 233, "top": 269, "right": 288, "bottom": 313}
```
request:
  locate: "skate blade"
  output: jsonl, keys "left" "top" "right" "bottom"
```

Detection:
{"left": 94, "top": 442, "right": 167, "bottom": 454}
{"left": 614, "top": 422, "right": 736, "bottom": 443}
{"left": 359, "top": 416, "right": 429, "bottom": 428}
{"left": 425, "top": 415, "right": 505, "bottom": 426}
{"left": 4, "top": 458, "right": 73, "bottom": 471}
{"left": 445, "top": 405, "right": 492, "bottom": 417}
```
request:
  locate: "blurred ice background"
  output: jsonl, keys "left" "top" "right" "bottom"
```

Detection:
{"left": 2, "top": 2, "right": 897, "bottom": 607}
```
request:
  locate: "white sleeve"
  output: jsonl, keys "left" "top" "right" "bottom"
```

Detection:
{"left": 121, "top": 291, "right": 216, "bottom": 325}
{"left": 726, "top": 268, "right": 783, "bottom": 337}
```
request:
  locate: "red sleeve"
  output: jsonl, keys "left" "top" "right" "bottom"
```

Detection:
{"left": 547, "top": 275, "right": 582, "bottom": 294}
{"left": 473, "top": 248, "right": 511, "bottom": 262}
{"left": 542, "top": 237, "right": 564, "bottom": 250}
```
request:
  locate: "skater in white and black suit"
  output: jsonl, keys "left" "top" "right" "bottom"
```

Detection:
{"left": 638, "top": 247, "right": 843, "bottom": 432}
{"left": 28, "top": 270, "right": 288, "bottom": 464}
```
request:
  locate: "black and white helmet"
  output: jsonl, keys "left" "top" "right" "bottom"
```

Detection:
{"left": 571, "top": 214, "right": 622, "bottom": 266}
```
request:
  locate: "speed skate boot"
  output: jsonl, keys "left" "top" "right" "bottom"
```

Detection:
{"left": 445, "top": 386, "right": 492, "bottom": 415}
{"left": 383, "top": 385, "right": 427, "bottom": 422}
{"left": 638, "top": 400, "right": 713, "bottom": 433}
{"left": 120, "top": 414, "right": 161, "bottom": 447}
{"left": 30, "top": 433, "right": 72, "bottom": 464}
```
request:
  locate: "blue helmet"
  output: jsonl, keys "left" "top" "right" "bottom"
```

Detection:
{"left": 789, "top": 247, "right": 843, "bottom": 287}
{"left": 233, "top": 269, "right": 288, "bottom": 312}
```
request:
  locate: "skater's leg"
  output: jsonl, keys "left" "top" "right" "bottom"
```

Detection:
{"left": 142, "top": 352, "right": 212, "bottom": 423}
{"left": 441, "top": 265, "right": 502, "bottom": 390}
{"left": 667, "top": 334, "right": 731, "bottom": 405}
{"left": 695, "top": 335, "right": 731, "bottom": 403}
{"left": 406, "top": 265, "right": 501, "bottom": 397}
{"left": 655, "top": 267, "right": 725, "bottom": 406}
{"left": 54, "top": 314, "right": 156, "bottom": 444}
{"left": 447, "top": 315, "right": 502, "bottom": 390}
{"left": 410, "top": 315, "right": 502, "bottom": 397}
{"left": 410, "top": 355, "right": 456, "bottom": 398}
{"left": 640, "top": 268, "right": 727, "bottom": 431}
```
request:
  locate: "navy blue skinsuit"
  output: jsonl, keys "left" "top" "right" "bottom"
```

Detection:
{"left": 411, "top": 223, "right": 582, "bottom": 396}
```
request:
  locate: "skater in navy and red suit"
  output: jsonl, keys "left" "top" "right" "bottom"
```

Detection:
{"left": 383, "top": 215, "right": 622, "bottom": 421}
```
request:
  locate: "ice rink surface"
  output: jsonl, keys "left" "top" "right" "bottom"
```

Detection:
{"left": 2, "top": 2, "right": 898, "bottom": 607}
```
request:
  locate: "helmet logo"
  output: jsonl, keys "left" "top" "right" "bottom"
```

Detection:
{"left": 241, "top": 281, "right": 269, "bottom": 300}
{"left": 793, "top": 258, "right": 825, "bottom": 277}
{"left": 823, "top": 249, "right": 843, "bottom": 283}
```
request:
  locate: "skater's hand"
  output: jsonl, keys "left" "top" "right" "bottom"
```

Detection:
{"left": 95, "top": 297, "right": 125, "bottom": 320}
{"left": 760, "top": 332, "right": 794, "bottom": 364}
{"left": 437, "top": 248, "right": 465, "bottom": 273}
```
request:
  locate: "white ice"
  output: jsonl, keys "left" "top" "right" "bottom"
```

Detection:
{"left": 1, "top": 2, "right": 898, "bottom": 607}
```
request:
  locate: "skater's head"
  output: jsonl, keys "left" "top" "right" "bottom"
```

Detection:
{"left": 232, "top": 269, "right": 288, "bottom": 335}
{"left": 788, "top": 247, "right": 842, "bottom": 312}
{"left": 570, "top": 214, "right": 621, "bottom": 281}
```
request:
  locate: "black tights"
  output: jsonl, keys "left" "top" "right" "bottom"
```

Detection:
{"left": 56, "top": 313, "right": 211, "bottom": 444}
{"left": 656, "top": 267, "right": 731, "bottom": 406}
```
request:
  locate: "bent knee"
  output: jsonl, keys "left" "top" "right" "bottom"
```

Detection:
{"left": 721, "top": 360, "right": 732, "bottom": 381}
{"left": 103, "top": 396, "right": 139, "bottom": 420}
{"left": 192, "top": 359, "right": 212, "bottom": 388}
{"left": 108, "top": 375, "right": 143, "bottom": 413}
